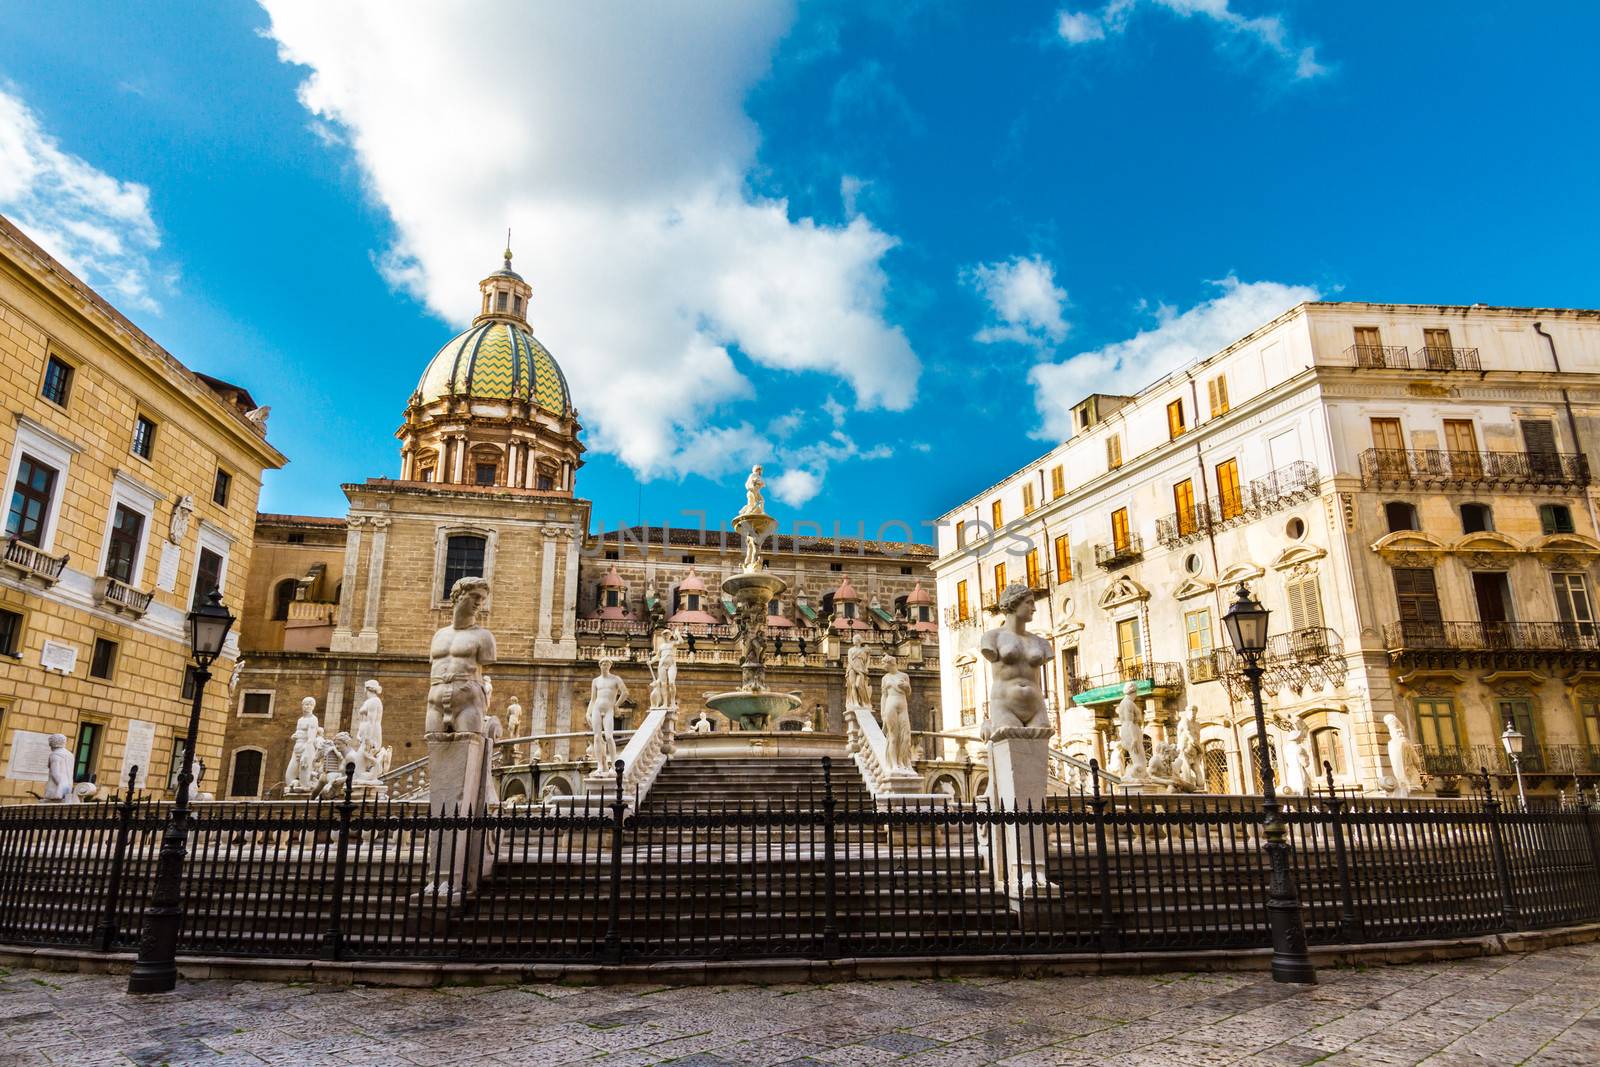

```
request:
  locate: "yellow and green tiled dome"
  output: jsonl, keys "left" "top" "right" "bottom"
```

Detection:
{"left": 416, "top": 321, "right": 572, "bottom": 416}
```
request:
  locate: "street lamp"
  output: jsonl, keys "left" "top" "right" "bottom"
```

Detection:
{"left": 1501, "top": 721, "right": 1527, "bottom": 811}
{"left": 1222, "top": 582, "right": 1316, "bottom": 985}
{"left": 128, "top": 589, "right": 234, "bottom": 994}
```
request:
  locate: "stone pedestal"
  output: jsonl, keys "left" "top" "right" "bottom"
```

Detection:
{"left": 988, "top": 725, "right": 1052, "bottom": 896}
{"left": 418, "top": 732, "right": 492, "bottom": 904}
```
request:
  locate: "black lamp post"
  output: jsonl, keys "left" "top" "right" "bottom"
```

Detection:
{"left": 1501, "top": 721, "right": 1527, "bottom": 811}
{"left": 1222, "top": 582, "right": 1316, "bottom": 985}
{"left": 128, "top": 588, "right": 234, "bottom": 994}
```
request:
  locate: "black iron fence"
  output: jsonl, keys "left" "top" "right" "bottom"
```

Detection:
{"left": 2, "top": 763, "right": 1598, "bottom": 964}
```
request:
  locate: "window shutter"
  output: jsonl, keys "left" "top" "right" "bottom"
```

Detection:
{"left": 1520, "top": 419, "right": 1557, "bottom": 455}
{"left": 1287, "top": 577, "right": 1323, "bottom": 632}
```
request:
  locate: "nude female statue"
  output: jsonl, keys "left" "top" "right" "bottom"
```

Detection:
{"left": 879, "top": 654, "right": 914, "bottom": 772}
{"left": 588, "top": 657, "right": 630, "bottom": 773}
{"left": 844, "top": 633, "right": 872, "bottom": 708}
{"left": 426, "top": 577, "right": 496, "bottom": 736}
{"left": 979, "top": 583, "right": 1051, "bottom": 731}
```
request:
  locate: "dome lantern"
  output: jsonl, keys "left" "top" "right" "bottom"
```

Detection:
{"left": 476, "top": 239, "right": 533, "bottom": 327}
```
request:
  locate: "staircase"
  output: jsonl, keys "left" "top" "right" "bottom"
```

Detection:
{"left": 639, "top": 755, "right": 874, "bottom": 811}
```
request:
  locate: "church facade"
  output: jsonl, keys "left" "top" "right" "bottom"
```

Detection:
{"left": 220, "top": 255, "right": 939, "bottom": 799}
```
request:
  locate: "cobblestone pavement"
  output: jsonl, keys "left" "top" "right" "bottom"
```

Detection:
{"left": 3, "top": 947, "right": 1599, "bottom": 1066}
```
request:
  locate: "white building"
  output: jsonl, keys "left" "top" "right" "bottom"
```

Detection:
{"left": 932, "top": 302, "right": 1600, "bottom": 796}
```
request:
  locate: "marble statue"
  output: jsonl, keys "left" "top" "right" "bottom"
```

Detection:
{"left": 355, "top": 680, "right": 391, "bottom": 780}
{"left": 229, "top": 658, "right": 246, "bottom": 698}
{"left": 1282, "top": 722, "right": 1311, "bottom": 796}
{"left": 587, "top": 657, "right": 629, "bottom": 773}
{"left": 42, "top": 734, "right": 75, "bottom": 803}
{"left": 1113, "top": 682, "right": 1148, "bottom": 779}
{"left": 246, "top": 405, "right": 271, "bottom": 429}
{"left": 844, "top": 633, "right": 872, "bottom": 708}
{"left": 426, "top": 577, "right": 496, "bottom": 736}
{"left": 742, "top": 464, "right": 765, "bottom": 515}
{"left": 801, "top": 719, "right": 814, "bottom": 733}
{"left": 1384, "top": 713, "right": 1423, "bottom": 798}
{"left": 979, "top": 583, "right": 1052, "bottom": 731}
{"left": 1147, "top": 741, "right": 1176, "bottom": 781}
{"left": 168, "top": 494, "right": 194, "bottom": 544}
{"left": 654, "top": 629, "right": 681, "bottom": 707}
{"left": 690, "top": 710, "right": 713, "bottom": 734}
{"left": 505, "top": 696, "right": 522, "bottom": 738}
{"left": 1106, "top": 738, "right": 1125, "bottom": 776}
{"left": 879, "top": 655, "right": 914, "bottom": 773}
{"left": 284, "top": 697, "right": 323, "bottom": 792}
{"left": 1174, "top": 704, "right": 1204, "bottom": 791}
{"left": 187, "top": 753, "right": 213, "bottom": 802}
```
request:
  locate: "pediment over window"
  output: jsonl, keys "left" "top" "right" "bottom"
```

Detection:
{"left": 1217, "top": 561, "right": 1265, "bottom": 586}
{"left": 1448, "top": 532, "right": 1520, "bottom": 555}
{"left": 1271, "top": 544, "right": 1326, "bottom": 571}
{"left": 1099, "top": 576, "right": 1149, "bottom": 610}
{"left": 1528, "top": 533, "right": 1600, "bottom": 559}
{"left": 1173, "top": 576, "right": 1214, "bottom": 600}
{"left": 1371, "top": 531, "right": 1446, "bottom": 559}
{"left": 1054, "top": 618, "right": 1085, "bottom": 639}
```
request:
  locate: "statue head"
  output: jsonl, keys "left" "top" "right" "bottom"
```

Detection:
{"left": 994, "top": 581, "right": 1037, "bottom": 622}
{"left": 1123, "top": 681, "right": 1139, "bottom": 697}
{"left": 450, "top": 576, "right": 490, "bottom": 621}
{"left": 882, "top": 654, "right": 899, "bottom": 672}
{"left": 301, "top": 696, "right": 316, "bottom": 716}
{"left": 364, "top": 679, "right": 382, "bottom": 697}
{"left": 751, "top": 464, "right": 763, "bottom": 477}
{"left": 598, "top": 656, "right": 614, "bottom": 675}
{"left": 1383, "top": 712, "right": 1404, "bottom": 736}
{"left": 47, "top": 733, "right": 66, "bottom": 751}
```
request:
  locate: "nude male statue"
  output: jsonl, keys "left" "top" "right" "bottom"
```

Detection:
{"left": 588, "top": 657, "right": 631, "bottom": 773}
{"left": 426, "top": 577, "right": 496, "bottom": 736}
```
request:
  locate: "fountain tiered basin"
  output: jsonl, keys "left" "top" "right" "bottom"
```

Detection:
{"left": 703, "top": 502, "right": 802, "bottom": 731}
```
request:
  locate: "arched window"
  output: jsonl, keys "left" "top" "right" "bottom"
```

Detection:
{"left": 228, "top": 749, "right": 264, "bottom": 798}
{"left": 1312, "top": 726, "right": 1345, "bottom": 777}
{"left": 271, "top": 578, "right": 296, "bottom": 621}
{"left": 1203, "top": 741, "right": 1229, "bottom": 794}
{"left": 443, "top": 534, "right": 487, "bottom": 599}
{"left": 1460, "top": 503, "right": 1493, "bottom": 534}
{"left": 1385, "top": 501, "right": 1419, "bottom": 532}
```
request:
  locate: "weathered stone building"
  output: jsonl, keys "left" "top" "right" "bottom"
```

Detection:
{"left": 0, "top": 214, "right": 285, "bottom": 803}
{"left": 221, "top": 255, "right": 938, "bottom": 798}
{"left": 935, "top": 301, "right": 1600, "bottom": 798}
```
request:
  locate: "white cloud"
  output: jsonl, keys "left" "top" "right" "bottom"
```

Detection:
{"left": 0, "top": 85, "right": 163, "bottom": 310}
{"left": 1055, "top": 0, "right": 1327, "bottom": 80}
{"left": 764, "top": 409, "right": 893, "bottom": 508}
{"left": 772, "top": 468, "right": 823, "bottom": 507}
{"left": 260, "top": 2, "right": 919, "bottom": 483}
{"left": 965, "top": 254, "right": 1070, "bottom": 349}
{"left": 1028, "top": 275, "right": 1319, "bottom": 440}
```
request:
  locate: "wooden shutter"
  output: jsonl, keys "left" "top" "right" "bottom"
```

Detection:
{"left": 1370, "top": 418, "right": 1404, "bottom": 452}
{"left": 1393, "top": 567, "right": 1442, "bottom": 624}
{"left": 1167, "top": 399, "right": 1185, "bottom": 438}
{"left": 1287, "top": 577, "right": 1324, "bottom": 631}
{"left": 1107, "top": 435, "right": 1122, "bottom": 469}
{"left": 1521, "top": 419, "right": 1557, "bottom": 455}
{"left": 1215, "top": 459, "right": 1242, "bottom": 520}
{"left": 1053, "top": 533, "right": 1071, "bottom": 581}
{"left": 1207, "top": 376, "right": 1229, "bottom": 418}
{"left": 1111, "top": 507, "right": 1130, "bottom": 550}
{"left": 1173, "top": 479, "right": 1196, "bottom": 535}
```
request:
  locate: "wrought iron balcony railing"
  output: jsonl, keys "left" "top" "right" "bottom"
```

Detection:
{"left": 1346, "top": 343, "right": 1410, "bottom": 369}
{"left": 93, "top": 575, "right": 153, "bottom": 618}
{"left": 3, "top": 537, "right": 68, "bottom": 585}
{"left": 1418, "top": 746, "right": 1474, "bottom": 780}
{"left": 1345, "top": 344, "right": 1480, "bottom": 372}
{"left": 1471, "top": 743, "right": 1600, "bottom": 777}
{"left": 943, "top": 605, "right": 979, "bottom": 630}
{"left": 1094, "top": 533, "right": 1143, "bottom": 570}
{"left": 1186, "top": 652, "right": 1223, "bottom": 683}
{"left": 1155, "top": 461, "right": 1320, "bottom": 547}
{"left": 1077, "top": 659, "right": 1183, "bottom": 693}
{"left": 1217, "top": 626, "right": 1347, "bottom": 698}
{"left": 1359, "top": 448, "right": 1590, "bottom": 489}
{"left": 1384, "top": 620, "right": 1600, "bottom": 654}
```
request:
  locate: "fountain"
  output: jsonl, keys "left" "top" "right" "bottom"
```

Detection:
{"left": 703, "top": 465, "right": 803, "bottom": 731}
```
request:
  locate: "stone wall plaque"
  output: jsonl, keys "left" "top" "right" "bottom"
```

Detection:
{"left": 156, "top": 542, "right": 181, "bottom": 593}
{"left": 5, "top": 730, "right": 52, "bottom": 782}
{"left": 120, "top": 720, "right": 156, "bottom": 790}
{"left": 40, "top": 639, "right": 77, "bottom": 674}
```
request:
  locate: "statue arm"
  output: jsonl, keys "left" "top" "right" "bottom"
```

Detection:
{"left": 482, "top": 631, "right": 498, "bottom": 668}
{"left": 979, "top": 630, "right": 999, "bottom": 663}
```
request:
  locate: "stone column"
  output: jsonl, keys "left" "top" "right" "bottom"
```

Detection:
{"left": 988, "top": 725, "right": 1052, "bottom": 896}
{"left": 330, "top": 518, "right": 365, "bottom": 651}
{"left": 534, "top": 524, "right": 560, "bottom": 657}
{"left": 355, "top": 517, "right": 389, "bottom": 653}
{"left": 556, "top": 526, "right": 580, "bottom": 657}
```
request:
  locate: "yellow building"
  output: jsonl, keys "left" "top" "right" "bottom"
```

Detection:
{"left": 0, "top": 214, "right": 286, "bottom": 803}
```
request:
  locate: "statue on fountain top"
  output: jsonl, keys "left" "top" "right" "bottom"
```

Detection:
{"left": 741, "top": 464, "right": 765, "bottom": 516}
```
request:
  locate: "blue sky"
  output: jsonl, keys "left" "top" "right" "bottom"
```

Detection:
{"left": 2, "top": 2, "right": 1597, "bottom": 540}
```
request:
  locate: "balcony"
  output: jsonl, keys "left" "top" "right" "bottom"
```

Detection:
{"left": 1070, "top": 659, "right": 1183, "bottom": 705}
{"left": 1094, "top": 533, "right": 1143, "bottom": 570}
{"left": 1155, "top": 462, "right": 1320, "bottom": 548}
{"left": 1418, "top": 745, "right": 1474, "bottom": 780}
{"left": 943, "top": 605, "right": 978, "bottom": 630}
{"left": 1384, "top": 619, "right": 1600, "bottom": 670}
{"left": 1186, "top": 652, "right": 1223, "bottom": 683}
{"left": 3, "top": 538, "right": 68, "bottom": 586}
{"left": 574, "top": 618, "right": 652, "bottom": 637}
{"left": 1359, "top": 448, "right": 1590, "bottom": 490}
{"left": 92, "top": 575, "right": 153, "bottom": 618}
{"left": 1345, "top": 344, "right": 1481, "bottom": 372}
{"left": 1471, "top": 743, "right": 1600, "bottom": 778}
{"left": 1347, "top": 343, "right": 1410, "bottom": 369}
{"left": 1217, "top": 626, "right": 1348, "bottom": 698}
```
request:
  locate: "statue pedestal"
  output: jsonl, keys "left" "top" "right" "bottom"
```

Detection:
{"left": 988, "top": 725, "right": 1052, "bottom": 897}
{"left": 417, "top": 732, "right": 492, "bottom": 905}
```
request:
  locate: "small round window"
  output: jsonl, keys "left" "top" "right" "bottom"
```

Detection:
{"left": 1286, "top": 517, "right": 1306, "bottom": 541}
{"left": 1184, "top": 553, "right": 1203, "bottom": 575}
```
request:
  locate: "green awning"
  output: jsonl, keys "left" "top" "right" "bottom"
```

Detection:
{"left": 722, "top": 597, "right": 738, "bottom": 617}
{"left": 796, "top": 602, "right": 818, "bottom": 621}
{"left": 869, "top": 605, "right": 895, "bottom": 625}
{"left": 1072, "top": 679, "right": 1153, "bottom": 706}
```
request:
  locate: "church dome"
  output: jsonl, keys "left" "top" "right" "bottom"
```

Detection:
{"left": 415, "top": 320, "right": 572, "bottom": 416}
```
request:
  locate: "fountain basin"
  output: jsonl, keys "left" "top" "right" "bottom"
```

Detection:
{"left": 704, "top": 690, "right": 802, "bottom": 731}
{"left": 722, "top": 570, "right": 785, "bottom": 604}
